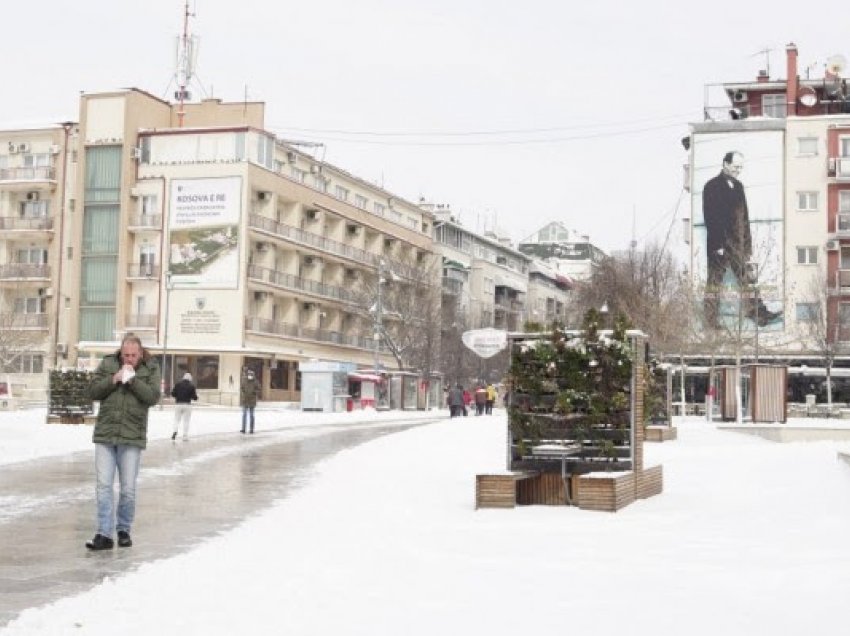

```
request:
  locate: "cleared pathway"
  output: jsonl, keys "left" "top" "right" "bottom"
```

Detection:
{"left": 0, "top": 417, "right": 436, "bottom": 627}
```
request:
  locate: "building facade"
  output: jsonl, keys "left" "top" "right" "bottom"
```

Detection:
{"left": 1, "top": 88, "right": 437, "bottom": 403}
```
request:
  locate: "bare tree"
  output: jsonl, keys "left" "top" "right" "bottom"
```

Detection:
{"left": 0, "top": 309, "right": 46, "bottom": 373}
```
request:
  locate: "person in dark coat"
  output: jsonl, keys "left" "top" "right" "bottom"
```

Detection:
{"left": 447, "top": 384, "right": 464, "bottom": 417}
{"left": 240, "top": 370, "right": 260, "bottom": 434}
{"left": 474, "top": 384, "right": 487, "bottom": 416}
{"left": 171, "top": 372, "right": 198, "bottom": 441}
{"left": 85, "top": 334, "right": 160, "bottom": 550}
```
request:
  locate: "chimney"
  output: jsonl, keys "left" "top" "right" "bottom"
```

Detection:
{"left": 757, "top": 69, "right": 770, "bottom": 83}
{"left": 786, "top": 42, "right": 799, "bottom": 116}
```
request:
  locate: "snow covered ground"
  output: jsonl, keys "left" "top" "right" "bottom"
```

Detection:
{"left": 2, "top": 408, "right": 850, "bottom": 635}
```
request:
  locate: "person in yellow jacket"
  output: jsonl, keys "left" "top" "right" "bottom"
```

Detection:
{"left": 485, "top": 383, "right": 497, "bottom": 415}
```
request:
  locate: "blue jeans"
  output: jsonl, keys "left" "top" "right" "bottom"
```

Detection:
{"left": 95, "top": 444, "right": 142, "bottom": 536}
{"left": 241, "top": 406, "right": 255, "bottom": 432}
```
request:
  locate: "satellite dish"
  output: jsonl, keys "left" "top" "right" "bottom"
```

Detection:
{"left": 826, "top": 54, "right": 847, "bottom": 76}
{"left": 799, "top": 85, "right": 818, "bottom": 107}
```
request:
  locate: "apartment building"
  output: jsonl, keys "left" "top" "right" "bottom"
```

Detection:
{"left": 526, "top": 259, "right": 573, "bottom": 326}
{"left": 0, "top": 123, "right": 75, "bottom": 401}
{"left": 686, "top": 43, "right": 850, "bottom": 360}
{"left": 517, "top": 221, "right": 605, "bottom": 282}
{"left": 428, "top": 204, "right": 530, "bottom": 331}
{"left": 1, "top": 88, "right": 437, "bottom": 403}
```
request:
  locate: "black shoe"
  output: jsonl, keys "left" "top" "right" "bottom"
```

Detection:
{"left": 117, "top": 530, "right": 132, "bottom": 548}
{"left": 240, "top": 429, "right": 245, "bottom": 434}
{"left": 85, "top": 534, "right": 114, "bottom": 551}
{"left": 171, "top": 432, "right": 177, "bottom": 440}
{"left": 249, "top": 430, "right": 254, "bottom": 434}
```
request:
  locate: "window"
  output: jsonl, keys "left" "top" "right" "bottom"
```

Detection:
{"left": 355, "top": 194, "right": 368, "bottom": 210}
{"left": 796, "top": 191, "right": 818, "bottom": 212}
{"left": 797, "top": 246, "right": 818, "bottom": 264}
{"left": 315, "top": 176, "right": 328, "bottom": 193}
{"left": 19, "top": 200, "right": 48, "bottom": 218}
{"left": 795, "top": 303, "right": 819, "bottom": 322}
{"left": 840, "top": 192, "right": 850, "bottom": 231}
{"left": 373, "top": 202, "right": 385, "bottom": 217}
{"left": 841, "top": 137, "right": 850, "bottom": 158}
{"left": 22, "top": 153, "right": 50, "bottom": 168}
{"left": 14, "top": 297, "right": 47, "bottom": 314}
{"left": 5, "top": 353, "right": 44, "bottom": 374}
{"left": 389, "top": 208, "right": 402, "bottom": 222}
{"left": 334, "top": 185, "right": 349, "bottom": 202}
{"left": 797, "top": 137, "right": 818, "bottom": 156}
{"left": 407, "top": 216, "right": 419, "bottom": 230}
{"left": 16, "top": 247, "right": 47, "bottom": 264}
{"left": 290, "top": 167, "right": 306, "bottom": 183}
{"left": 762, "top": 94, "right": 786, "bottom": 118}
{"left": 141, "top": 195, "right": 158, "bottom": 216}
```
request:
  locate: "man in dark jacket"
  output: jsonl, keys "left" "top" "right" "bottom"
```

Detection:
{"left": 85, "top": 334, "right": 160, "bottom": 550}
{"left": 447, "top": 384, "right": 464, "bottom": 418}
{"left": 240, "top": 370, "right": 259, "bottom": 434}
{"left": 171, "top": 372, "right": 198, "bottom": 441}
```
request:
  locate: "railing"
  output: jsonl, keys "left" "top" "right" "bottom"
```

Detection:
{"left": 0, "top": 263, "right": 51, "bottom": 279}
{"left": 0, "top": 167, "right": 55, "bottom": 181}
{"left": 126, "top": 313, "right": 158, "bottom": 328}
{"left": 127, "top": 263, "right": 161, "bottom": 278}
{"left": 3, "top": 313, "right": 49, "bottom": 328}
{"left": 0, "top": 216, "right": 54, "bottom": 231}
{"left": 248, "top": 213, "right": 418, "bottom": 279}
{"left": 494, "top": 296, "right": 524, "bottom": 313}
{"left": 247, "top": 264, "right": 355, "bottom": 303}
{"left": 128, "top": 214, "right": 162, "bottom": 228}
{"left": 244, "top": 316, "right": 382, "bottom": 351}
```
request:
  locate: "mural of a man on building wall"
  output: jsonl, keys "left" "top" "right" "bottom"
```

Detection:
{"left": 702, "top": 151, "right": 781, "bottom": 328}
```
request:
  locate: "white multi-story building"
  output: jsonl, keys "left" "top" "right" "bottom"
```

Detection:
{"left": 1, "top": 88, "right": 437, "bottom": 403}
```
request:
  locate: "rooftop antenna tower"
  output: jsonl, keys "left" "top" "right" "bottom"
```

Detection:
{"left": 630, "top": 205, "right": 638, "bottom": 251}
{"left": 751, "top": 47, "right": 773, "bottom": 77}
{"left": 174, "top": 0, "right": 199, "bottom": 127}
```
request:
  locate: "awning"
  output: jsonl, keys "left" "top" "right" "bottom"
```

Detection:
{"left": 348, "top": 372, "right": 382, "bottom": 382}
{"left": 443, "top": 258, "right": 468, "bottom": 270}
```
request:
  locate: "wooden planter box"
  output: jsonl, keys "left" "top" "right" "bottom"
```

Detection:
{"left": 645, "top": 425, "right": 678, "bottom": 442}
{"left": 576, "top": 465, "right": 663, "bottom": 512}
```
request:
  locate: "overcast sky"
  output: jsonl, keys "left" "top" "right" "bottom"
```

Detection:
{"left": 2, "top": 1, "right": 848, "bottom": 253}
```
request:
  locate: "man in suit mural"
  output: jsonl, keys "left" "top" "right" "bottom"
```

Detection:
{"left": 702, "top": 151, "right": 780, "bottom": 328}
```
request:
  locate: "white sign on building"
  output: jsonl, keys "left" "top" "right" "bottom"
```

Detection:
{"left": 462, "top": 328, "right": 508, "bottom": 359}
{"left": 168, "top": 176, "right": 242, "bottom": 289}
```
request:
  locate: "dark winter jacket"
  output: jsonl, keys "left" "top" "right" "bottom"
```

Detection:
{"left": 171, "top": 379, "right": 198, "bottom": 404}
{"left": 88, "top": 350, "right": 161, "bottom": 449}
{"left": 240, "top": 376, "right": 259, "bottom": 407}
{"left": 447, "top": 387, "right": 464, "bottom": 407}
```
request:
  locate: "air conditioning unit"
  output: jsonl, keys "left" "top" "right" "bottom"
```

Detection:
{"left": 305, "top": 208, "right": 320, "bottom": 221}
{"left": 129, "top": 187, "right": 141, "bottom": 198}
{"left": 256, "top": 242, "right": 269, "bottom": 253}
{"left": 130, "top": 147, "right": 142, "bottom": 160}
{"left": 254, "top": 291, "right": 268, "bottom": 302}
{"left": 384, "top": 238, "right": 394, "bottom": 248}
{"left": 49, "top": 144, "right": 61, "bottom": 155}
{"left": 17, "top": 142, "right": 30, "bottom": 153}
{"left": 56, "top": 343, "right": 68, "bottom": 356}
{"left": 829, "top": 157, "right": 837, "bottom": 175}
{"left": 303, "top": 256, "right": 316, "bottom": 266}
{"left": 347, "top": 224, "right": 360, "bottom": 236}
{"left": 827, "top": 240, "right": 840, "bottom": 251}
{"left": 310, "top": 164, "right": 320, "bottom": 174}
{"left": 345, "top": 268, "right": 357, "bottom": 279}
{"left": 286, "top": 151, "right": 297, "bottom": 164}
{"left": 257, "top": 191, "right": 268, "bottom": 201}
{"left": 38, "top": 288, "right": 53, "bottom": 298}
{"left": 8, "top": 143, "right": 18, "bottom": 154}
{"left": 303, "top": 302, "right": 316, "bottom": 312}
{"left": 26, "top": 191, "right": 39, "bottom": 201}
{"left": 733, "top": 90, "right": 748, "bottom": 103}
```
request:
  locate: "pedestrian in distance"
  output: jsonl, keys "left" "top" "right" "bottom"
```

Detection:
{"left": 85, "top": 334, "right": 161, "bottom": 551}
{"left": 485, "top": 383, "right": 497, "bottom": 415}
{"left": 171, "top": 372, "right": 198, "bottom": 441}
{"left": 240, "top": 370, "right": 259, "bottom": 434}
{"left": 448, "top": 383, "right": 464, "bottom": 417}
{"left": 474, "top": 384, "right": 487, "bottom": 416}
{"left": 462, "top": 388, "right": 472, "bottom": 416}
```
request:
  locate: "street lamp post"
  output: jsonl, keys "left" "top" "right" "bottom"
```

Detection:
{"left": 160, "top": 270, "right": 173, "bottom": 410}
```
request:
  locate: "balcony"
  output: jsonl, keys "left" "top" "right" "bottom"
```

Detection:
{"left": 494, "top": 296, "right": 524, "bottom": 313}
{"left": 244, "top": 316, "right": 383, "bottom": 351}
{"left": 0, "top": 216, "right": 54, "bottom": 238}
{"left": 0, "top": 166, "right": 56, "bottom": 184}
{"left": 126, "top": 313, "right": 158, "bottom": 329}
{"left": 2, "top": 313, "right": 49, "bottom": 329}
{"left": 128, "top": 214, "right": 162, "bottom": 231}
{"left": 247, "top": 264, "right": 356, "bottom": 304}
{"left": 248, "top": 213, "right": 417, "bottom": 279}
{"left": 127, "top": 263, "right": 161, "bottom": 279}
{"left": 0, "top": 263, "right": 51, "bottom": 281}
